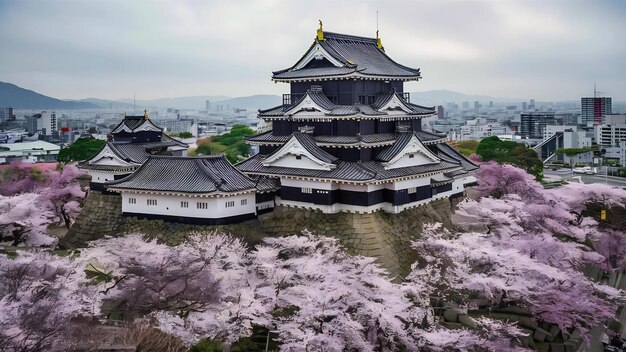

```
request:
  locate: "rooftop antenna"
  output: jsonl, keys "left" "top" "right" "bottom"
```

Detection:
{"left": 375, "top": 11, "right": 383, "bottom": 49}
{"left": 594, "top": 83, "right": 605, "bottom": 98}
{"left": 376, "top": 10, "right": 379, "bottom": 32}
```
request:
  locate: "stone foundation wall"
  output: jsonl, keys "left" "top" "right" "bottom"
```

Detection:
{"left": 259, "top": 197, "right": 459, "bottom": 279}
{"left": 61, "top": 190, "right": 124, "bottom": 248}
{"left": 64, "top": 190, "right": 464, "bottom": 278}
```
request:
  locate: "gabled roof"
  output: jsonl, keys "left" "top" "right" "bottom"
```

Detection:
{"left": 107, "top": 155, "right": 256, "bottom": 194}
{"left": 291, "top": 132, "right": 338, "bottom": 164}
{"left": 375, "top": 132, "right": 441, "bottom": 169}
{"left": 262, "top": 132, "right": 338, "bottom": 170}
{"left": 237, "top": 153, "right": 460, "bottom": 183}
{"left": 372, "top": 91, "right": 435, "bottom": 115}
{"left": 245, "top": 131, "right": 444, "bottom": 148}
{"left": 258, "top": 89, "right": 433, "bottom": 119}
{"left": 111, "top": 115, "right": 163, "bottom": 135}
{"left": 273, "top": 31, "right": 421, "bottom": 81}
{"left": 377, "top": 133, "right": 412, "bottom": 162}
{"left": 80, "top": 133, "right": 189, "bottom": 169}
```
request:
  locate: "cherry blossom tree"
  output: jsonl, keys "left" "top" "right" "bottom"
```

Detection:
{"left": 475, "top": 161, "right": 543, "bottom": 201}
{"left": 0, "top": 163, "right": 85, "bottom": 247}
{"left": 0, "top": 251, "right": 102, "bottom": 352}
{"left": 410, "top": 163, "right": 626, "bottom": 345}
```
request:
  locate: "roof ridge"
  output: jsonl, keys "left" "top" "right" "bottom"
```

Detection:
{"left": 149, "top": 155, "right": 225, "bottom": 160}
{"left": 323, "top": 31, "right": 378, "bottom": 44}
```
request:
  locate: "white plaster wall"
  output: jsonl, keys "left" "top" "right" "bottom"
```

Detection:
{"left": 281, "top": 178, "right": 335, "bottom": 190}
{"left": 88, "top": 170, "right": 128, "bottom": 183}
{"left": 272, "top": 154, "right": 329, "bottom": 170}
{"left": 339, "top": 183, "right": 384, "bottom": 192}
{"left": 386, "top": 152, "right": 433, "bottom": 169}
{"left": 120, "top": 192, "right": 256, "bottom": 218}
{"left": 93, "top": 157, "right": 129, "bottom": 166}
{"left": 387, "top": 176, "right": 431, "bottom": 190}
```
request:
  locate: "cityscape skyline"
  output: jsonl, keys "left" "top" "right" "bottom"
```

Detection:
{"left": 1, "top": 0, "right": 625, "bottom": 101}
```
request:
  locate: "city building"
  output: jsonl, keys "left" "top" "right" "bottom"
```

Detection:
{"left": 157, "top": 119, "right": 198, "bottom": 136}
{"left": 437, "top": 105, "right": 444, "bottom": 119}
{"left": 79, "top": 112, "right": 188, "bottom": 190}
{"left": 520, "top": 112, "right": 556, "bottom": 139}
{"left": 237, "top": 26, "right": 477, "bottom": 214}
{"left": 3, "top": 107, "right": 15, "bottom": 122}
{"left": 449, "top": 117, "right": 512, "bottom": 141}
{"left": 0, "top": 140, "right": 60, "bottom": 164}
{"left": 24, "top": 111, "right": 58, "bottom": 137}
{"left": 595, "top": 114, "right": 626, "bottom": 147}
{"left": 581, "top": 96, "right": 612, "bottom": 127}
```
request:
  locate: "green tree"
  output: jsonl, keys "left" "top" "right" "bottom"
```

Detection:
{"left": 476, "top": 136, "right": 543, "bottom": 180}
{"left": 176, "top": 132, "right": 193, "bottom": 138}
{"left": 456, "top": 140, "right": 479, "bottom": 156}
{"left": 58, "top": 138, "right": 106, "bottom": 163}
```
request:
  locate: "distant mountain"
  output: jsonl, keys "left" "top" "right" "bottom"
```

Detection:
{"left": 118, "top": 96, "right": 232, "bottom": 110}
{"left": 0, "top": 82, "right": 100, "bottom": 110}
{"left": 409, "top": 90, "right": 515, "bottom": 106}
{"left": 75, "top": 98, "right": 136, "bottom": 110}
{"left": 216, "top": 95, "right": 281, "bottom": 111}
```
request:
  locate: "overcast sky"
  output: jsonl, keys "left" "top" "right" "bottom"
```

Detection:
{"left": 0, "top": 0, "right": 625, "bottom": 101}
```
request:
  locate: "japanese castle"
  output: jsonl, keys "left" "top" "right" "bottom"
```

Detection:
{"left": 80, "top": 24, "right": 477, "bottom": 224}
{"left": 237, "top": 24, "right": 477, "bottom": 214}
{"left": 79, "top": 111, "right": 188, "bottom": 191}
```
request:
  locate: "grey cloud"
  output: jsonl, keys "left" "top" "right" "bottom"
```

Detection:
{"left": 0, "top": 0, "right": 624, "bottom": 100}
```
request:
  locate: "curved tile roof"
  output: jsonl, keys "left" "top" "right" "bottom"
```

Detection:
{"left": 237, "top": 154, "right": 459, "bottom": 182}
{"left": 107, "top": 155, "right": 255, "bottom": 193}
{"left": 291, "top": 132, "right": 338, "bottom": 164}
{"left": 273, "top": 31, "right": 421, "bottom": 80}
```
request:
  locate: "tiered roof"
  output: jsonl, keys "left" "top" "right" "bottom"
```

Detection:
{"left": 245, "top": 130, "right": 445, "bottom": 148}
{"left": 111, "top": 114, "right": 162, "bottom": 134}
{"left": 258, "top": 89, "right": 434, "bottom": 119}
{"left": 80, "top": 120, "right": 188, "bottom": 171}
{"left": 107, "top": 156, "right": 256, "bottom": 194}
{"left": 273, "top": 31, "right": 421, "bottom": 82}
{"left": 237, "top": 132, "right": 476, "bottom": 183}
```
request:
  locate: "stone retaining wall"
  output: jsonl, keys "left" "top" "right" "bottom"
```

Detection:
{"left": 63, "top": 190, "right": 464, "bottom": 278}
{"left": 61, "top": 190, "right": 124, "bottom": 248}
{"left": 259, "top": 197, "right": 460, "bottom": 279}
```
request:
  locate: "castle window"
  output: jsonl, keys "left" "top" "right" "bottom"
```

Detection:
{"left": 147, "top": 199, "right": 157, "bottom": 206}
{"left": 241, "top": 199, "right": 247, "bottom": 206}
{"left": 408, "top": 187, "right": 417, "bottom": 194}
{"left": 295, "top": 155, "right": 302, "bottom": 160}
{"left": 301, "top": 187, "right": 312, "bottom": 194}
{"left": 225, "top": 201, "right": 235, "bottom": 208}
{"left": 197, "top": 202, "right": 208, "bottom": 209}
{"left": 181, "top": 201, "right": 189, "bottom": 208}
{"left": 409, "top": 154, "right": 415, "bottom": 158}
{"left": 128, "top": 197, "right": 136, "bottom": 204}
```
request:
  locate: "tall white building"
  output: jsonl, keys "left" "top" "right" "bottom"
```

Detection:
{"left": 41, "top": 111, "right": 57, "bottom": 136}
{"left": 595, "top": 114, "right": 626, "bottom": 147}
{"left": 449, "top": 117, "right": 512, "bottom": 141}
